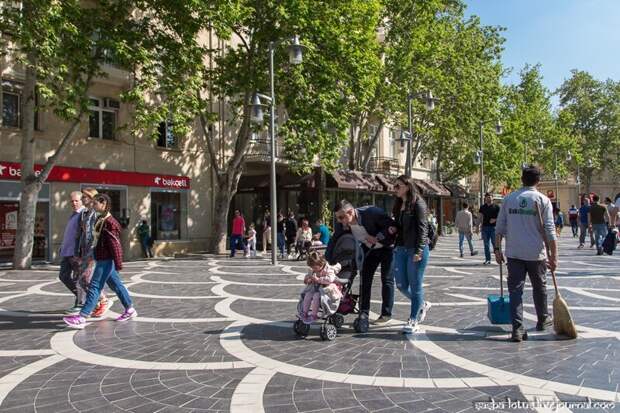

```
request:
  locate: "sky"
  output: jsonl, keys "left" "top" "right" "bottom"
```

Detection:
{"left": 464, "top": 0, "right": 620, "bottom": 102}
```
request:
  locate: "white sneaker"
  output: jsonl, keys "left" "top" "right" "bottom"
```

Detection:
{"left": 402, "top": 318, "right": 420, "bottom": 334}
{"left": 417, "top": 301, "right": 431, "bottom": 324}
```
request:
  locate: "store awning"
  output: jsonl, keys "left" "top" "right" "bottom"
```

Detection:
{"left": 443, "top": 183, "right": 469, "bottom": 199}
{"left": 237, "top": 174, "right": 270, "bottom": 191}
{"left": 375, "top": 174, "right": 394, "bottom": 192}
{"left": 329, "top": 170, "right": 382, "bottom": 191}
{"left": 279, "top": 173, "right": 316, "bottom": 189}
{"left": 413, "top": 178, "right": 450, "bottom": 197}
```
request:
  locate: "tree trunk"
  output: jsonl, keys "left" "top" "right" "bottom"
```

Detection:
{"left": 348, "top": 123, "right": 356, "bottom": 170}
{"left": 13, "top": 48, "right": 38, "bottom": 269}
{"left": 211, "top": 184, "right": 233, "bottom": 254}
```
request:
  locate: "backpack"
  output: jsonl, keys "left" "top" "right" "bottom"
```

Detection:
{"left": 427, "top": 221, "right": 438, "bottom": 251}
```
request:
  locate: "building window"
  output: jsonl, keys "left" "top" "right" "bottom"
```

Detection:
{"left": 151, "top": 191, "right": 187, "bottom": 240}
{"left": 157, "top": 119, "right": 178, "bottom": 149}
{"left": 88, "top": 97, "right": 118, "bottom": 140}
{"left": 2, "top": 80, "right": 21, "bottom": 128}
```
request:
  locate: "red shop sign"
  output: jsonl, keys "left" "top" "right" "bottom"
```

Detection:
{"left": 0, "top": 161, "right": 190, "bottom": 189}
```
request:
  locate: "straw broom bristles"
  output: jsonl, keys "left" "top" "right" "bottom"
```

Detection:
{"left": 536, "top": 203, "right": 577, "bottom": 339}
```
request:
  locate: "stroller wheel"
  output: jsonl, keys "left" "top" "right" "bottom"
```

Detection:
{"left": 331, "top": 314, "right": 344, "bottom": 329}
{"left": 294, "top": 319, "right": 309, "bottom": 337}
{"left": 353, "top": 316, "right": 369, "bottom": 334}
{"left": 320, "top": 324, "right": 338, "bottom": 341}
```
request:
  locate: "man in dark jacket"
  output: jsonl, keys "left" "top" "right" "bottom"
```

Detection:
{"left": 327, "top": 200, "right": 397, "bottom": 329}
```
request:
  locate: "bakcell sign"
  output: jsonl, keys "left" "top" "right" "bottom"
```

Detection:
{"left": 0, "top": 161, "right": 190, "bottom": 189}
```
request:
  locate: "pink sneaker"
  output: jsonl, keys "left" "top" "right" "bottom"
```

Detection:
{"left": 115, "top": 308, "right": 137, "bottom": 322}
{"left": 63, "top": 314, "right": 86, "bottom": 329}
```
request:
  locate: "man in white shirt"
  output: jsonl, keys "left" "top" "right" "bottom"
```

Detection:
{"left": 455, "top": 203, "right": 478, "bottom": 258}
{"left": 495, "top": 166, "right": 557, "bottom": 342}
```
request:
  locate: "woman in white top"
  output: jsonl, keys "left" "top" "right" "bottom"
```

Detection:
{"left": 296, "top": 218, "right": 313, "bottom": 254}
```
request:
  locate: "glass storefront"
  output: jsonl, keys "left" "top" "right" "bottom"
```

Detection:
{"left": 151, "top": 189, "right": 188, "bottom": 240}
{"left": 0, "top": 181, "right": 50, "bottom": 262}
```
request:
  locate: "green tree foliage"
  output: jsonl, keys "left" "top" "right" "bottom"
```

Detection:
{"left": 1, "top": 0, "right": 168, "bottom": 268}
{"left": 128, "top": 0, "right": 384, "bottom": 252}
{"left": 556, "top": 70, "right": 620, "bottom": 193}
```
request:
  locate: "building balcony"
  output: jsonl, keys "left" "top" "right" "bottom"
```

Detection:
{"left": 367, "top": 156, "right": 402, "bottom": 176}
{"left": 244, "top": 138, "right": 288, "bottom": 163}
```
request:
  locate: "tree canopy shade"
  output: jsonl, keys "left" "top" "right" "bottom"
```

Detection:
{"left": 127, "top": 0, "right": 386, "bottom": 252}
{"left": 0, "top": 0, "right": 204, "bottom": 267}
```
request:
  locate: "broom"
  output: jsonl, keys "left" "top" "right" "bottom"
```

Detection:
{"left": 535, "top": 203, "right": 578, "bottom": 339}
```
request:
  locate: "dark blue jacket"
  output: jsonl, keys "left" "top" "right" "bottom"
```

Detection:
{"left": 326, "top": 206, "right": 395, "bottom": 264}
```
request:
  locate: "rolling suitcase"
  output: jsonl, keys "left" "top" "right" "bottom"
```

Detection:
{"left": 487, "top": 263, "right": 511, "bottom": 324}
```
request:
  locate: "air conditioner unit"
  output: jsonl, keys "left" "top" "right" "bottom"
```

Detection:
{"left": 103, "top": 98, "right": 120, "bottom": 109}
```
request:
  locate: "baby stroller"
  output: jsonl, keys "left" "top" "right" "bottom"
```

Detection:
{"left": 293, "top": 232, "right": 358, "bottom": 341}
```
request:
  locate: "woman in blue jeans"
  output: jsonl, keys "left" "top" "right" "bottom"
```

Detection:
{"left": 63, "top": 194, "right": 137, "bottom": 329}
{"left": 391, "top": 175, "right": 431, "bottom": 334}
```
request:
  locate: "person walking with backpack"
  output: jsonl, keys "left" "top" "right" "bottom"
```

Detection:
{"left": 455, "top": 203, "right": 478, "bottom": 258}
{"left": 479, "top": 193, "right": 500, "bottom": 265}
{"left": 568, "top": 204, "right": 579, "bottom": 237}
{"left": 494, "top": 166, "right": 555, "bottom": 342}
{"left": 588, "top": 194, "right": 610, "bottom": 255}
{"left": 391, "top": 175, "right": 431, "bottom": 334}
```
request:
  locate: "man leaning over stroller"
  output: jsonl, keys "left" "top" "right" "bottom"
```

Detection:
{"left": 327, "top": 200, "right": 397, "bottom": 327}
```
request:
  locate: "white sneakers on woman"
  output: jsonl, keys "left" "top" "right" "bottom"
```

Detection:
{"left": 402, "top": 301, "right": 431, "bottom": 334}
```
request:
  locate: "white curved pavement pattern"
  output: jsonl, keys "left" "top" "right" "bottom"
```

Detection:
{"left": 0, "top": 233, "right": 619, "bottom": 412}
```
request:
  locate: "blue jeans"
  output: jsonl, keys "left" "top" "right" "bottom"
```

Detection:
{"left": 393, "top": 245, "right": 430, "bottom": 320}
{"left": 79, "top": 260, "right": 132, "bottom": 317}
{"left": 481, "top": 226, "right": 496, "bottom": 262}
{"left": 592, "top": 224, "right": 608, "bottom": 252}
{"left": 230, "top": 234, "right": 244, "bottom": 257}
{"left": 458, "top": 232, "right": 474, "bottom": 255}
{"left": 277, "top": 233, "right": 285, "bottom": 255}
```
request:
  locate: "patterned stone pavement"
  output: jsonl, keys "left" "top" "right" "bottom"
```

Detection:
{"left": 0, "top": 233, "right": 619, "bottom": 412}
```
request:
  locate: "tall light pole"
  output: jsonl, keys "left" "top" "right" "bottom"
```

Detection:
{"left": 553, "top": 152, "right": 559, "bottom": 208}
{"left": 478, "top": 119, "right": 503, "bottom": 206}
{"left": 250, "top": 35, "right": 305, "bottom": 265}
{"left": 400, "top": 91, "right": 435, "bottom": 177}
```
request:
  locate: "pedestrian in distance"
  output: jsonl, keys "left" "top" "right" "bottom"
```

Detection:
{"left": 262, "top": 209, "right": 271, "bottom": 253}
{"left": 137, "top": 219, "right": 153, "bottom": 258}
{"left": 229, "top": 210, "right": 246, "bottom": 258}
{"left": 330, "top": 200, "right": 396, "bottom": 330}
{"left": 577, "top": 198, "right": 594, "bottom": 249}
{"left": 63, "top": 193, "right": 137, "bottom": 329}
{"left": 295, "top": 218, "right": 313, "bottom": 257}
{"left": 494, "top": 166, "right": 555, "bottom": 342}
{"left": 588, "top": 194, "right": 610, "bottom": 255}
{"left": 479, "top": 192, "right": 500, "bottom": 265}
{"left": 604, "top": 197, "right": 615, "bottom": 225}
{"left": 285, "top": 211, "right": 298, "bottom": 259}
{"left": 314, "top": 218, "right": 331, "bottom": 246}
{"left": 244, "top": 223, "right": 257, "bottom": 258}
{"left": 455, "top": 202, "right": 478, "bottom": 258}
{"left": 276, "top": 212, "right": 286, "bottom": 259}
{"left": 58, "top": 191, "right": 85, "bottom": 310}
{"left": 567, "top": 204, "right": 579, "bottom": 238}
{"left": 554, "top": 208, "right": 564, "bottom": 237}
{"left": 391, "top": 175, "right": 431, "bottom": 334}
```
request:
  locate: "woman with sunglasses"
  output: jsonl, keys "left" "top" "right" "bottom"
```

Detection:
{"left": 392, "top": 175, "right": 431, "bottom": 334}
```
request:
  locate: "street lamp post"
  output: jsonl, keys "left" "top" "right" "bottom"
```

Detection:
{"left": 478, "top": 119, "right": 503, "bottom": 206}
{"left": 250, "top": 36, "right": 305, "bottom": 265}
{"left": 400, "top": 91, "right": 435, "bottom": 177}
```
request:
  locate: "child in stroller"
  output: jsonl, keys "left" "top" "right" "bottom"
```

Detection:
{"left": 293, "top": 233, "right": 358, "bottom": 341}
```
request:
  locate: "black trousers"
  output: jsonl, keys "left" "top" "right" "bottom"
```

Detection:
{"left": 58, "top": 256, "right": 79, "bottom": 304}
{"left": 506, "top": 258, "right": 549, "bottom": 334}
{"left": 359, "top": 247, "right": 394, "bottom": 317}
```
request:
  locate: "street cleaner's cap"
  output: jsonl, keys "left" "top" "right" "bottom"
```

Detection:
{"left": 81, "top": 187, "right": 98, "bottom": 198}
